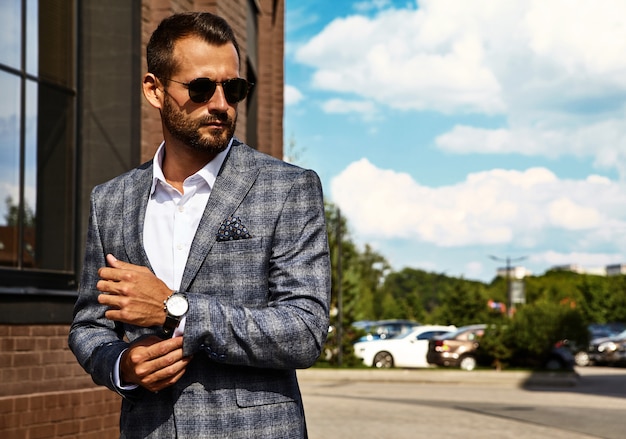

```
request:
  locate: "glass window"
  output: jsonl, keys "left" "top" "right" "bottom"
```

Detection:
{"left": 26, "top": 0, "right": 38, "bottom": 75}
{"left": 0, "top": 0, "right": 75, "bottom": 282}
{"left": 0, "top": 0, "right": 21, "bottom": 69}
{"left": 0, "top": 71, "right": 20, "bottom": 267}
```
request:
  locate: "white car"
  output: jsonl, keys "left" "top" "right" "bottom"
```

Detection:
{"left": 354, "top": 325, "right": 457, "bottom": 368}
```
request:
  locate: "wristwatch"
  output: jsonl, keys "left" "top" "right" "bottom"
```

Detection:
{"left": 163, "top": 292, "right": 188, "bottom": 336}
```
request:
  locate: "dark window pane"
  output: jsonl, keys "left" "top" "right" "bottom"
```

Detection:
{"left": 36, "top": 83, "right": 74, "bottom": 271}
{"left": 39, "top": 0, "right": 74, "bottom": 88}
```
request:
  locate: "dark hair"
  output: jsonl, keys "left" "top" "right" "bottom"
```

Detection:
{"left": 147, "top": 12, "right": 241, "bottom": 81}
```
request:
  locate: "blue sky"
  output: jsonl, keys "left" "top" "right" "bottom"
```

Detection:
{"left": 283, "top": 0, "right": 626, "bottom": 282}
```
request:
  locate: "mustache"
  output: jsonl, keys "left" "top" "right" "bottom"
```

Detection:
{"left": 199, "top": 113, "right": 231, "bottom": 124}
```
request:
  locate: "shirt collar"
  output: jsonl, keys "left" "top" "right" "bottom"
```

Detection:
{"left": 150, "top": 138, "right": 232, "bottom": 195}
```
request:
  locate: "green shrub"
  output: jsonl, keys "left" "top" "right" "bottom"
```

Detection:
{"left": 478, "top": 302, "right": 588, "bottom": 370}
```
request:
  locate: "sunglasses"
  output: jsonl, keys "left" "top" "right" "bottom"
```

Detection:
{"left": 163, "top": 77, "right": 253, "bottom": 104}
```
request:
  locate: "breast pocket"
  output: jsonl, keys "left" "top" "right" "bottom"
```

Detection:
{"left": 201, "top": 237, "right": 268, "bottom": 297}
{"left": 214, "top": 236, "right": 264, "bottom": 253}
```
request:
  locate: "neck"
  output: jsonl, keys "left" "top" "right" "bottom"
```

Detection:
{"left": 161, "top": 142, "right": 217, "bottom": 192}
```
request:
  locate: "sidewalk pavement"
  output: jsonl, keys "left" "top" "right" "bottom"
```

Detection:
{"left": 297, "top": 367, "right": 580, "bottom": 387}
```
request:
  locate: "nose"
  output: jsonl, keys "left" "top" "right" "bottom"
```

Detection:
{"left": 206, "top": 83, "right": 230, "bottom": 112}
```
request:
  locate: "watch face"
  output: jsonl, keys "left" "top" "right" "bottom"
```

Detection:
{"left": 167, "top": 294, "right": 189, "bottom": 317}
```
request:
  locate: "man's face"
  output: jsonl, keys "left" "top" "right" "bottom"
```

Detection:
{"left": 160, "top": 36, "right": 240, "bottom": 154}
{"left": 161, "top": 88, "right": 237, "bottom": 154}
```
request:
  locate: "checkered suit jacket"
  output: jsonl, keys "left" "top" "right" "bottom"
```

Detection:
{"left": 69, "top": 139, "right": 331, "bottom": 438}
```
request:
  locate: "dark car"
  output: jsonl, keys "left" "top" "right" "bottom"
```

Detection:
{"left": 427, "top": 324, "right": 575, "bottom": 371}
{"left": 587, "top": 329, "right": 626, "bottom": 366}
{"left": 427, "top": 324, "right": 486, "bottom": 371}
{"left": 569, "top": 323, "right": 626, "bottom": 367}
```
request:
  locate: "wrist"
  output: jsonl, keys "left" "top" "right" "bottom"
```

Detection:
{"left": 162, "top": 292, "right": 188, "bottom": 336}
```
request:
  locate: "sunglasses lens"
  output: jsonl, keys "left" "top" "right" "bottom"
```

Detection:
{"left": 187, "top": 78, "right": 217, "bottom": 103}
{"left": 185, "top": 78, "right": 251, "bottom": 104}
{"left": 223, "top": 78, "right": 251, "bottom": 103}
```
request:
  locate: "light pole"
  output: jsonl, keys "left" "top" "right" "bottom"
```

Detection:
{"left": 488, "top": 255, "right": 527, "bottom": 317}
{"left": 336, "top": 208, "right": 343, "bottom": 367}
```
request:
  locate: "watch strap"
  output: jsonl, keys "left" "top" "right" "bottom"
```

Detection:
{"left": 162, "top": 292, "right": 184, "bottom": 336}
{"left": 163, "top": 313, "right": 181, "bottom": 336}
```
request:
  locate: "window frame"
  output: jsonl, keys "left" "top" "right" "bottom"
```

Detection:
{"left": 0, "top": 0, "right": 79, "bottom": 292}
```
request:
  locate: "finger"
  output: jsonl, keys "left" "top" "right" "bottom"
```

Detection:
{"left": 149, "top": 336, "right": 184, "bottom": 356}
{"left": 106, "top": 253, "right": 119, "bottom": 267}
{"left": 106, "top": 253, "right": 152, "bottom": 274}
{"left": 147, "top": 365, "right": 189, "bottom": 392}
{"left": 98, "top": 267, "right": 124, "bottom": 282}
{"left": 144, "top": 356, "right": 192, "bottom": 389}
{"left": 98, "top": 293, "right": 121, "bottom": 307}
{"left": 96, "top": 278, "right": 119, "bottom": 293}
{"left": 134, "top": 347, "right": 185, "bottom": 381}
{"left": 128, "top": 336, "right": 184, "bottom": 362}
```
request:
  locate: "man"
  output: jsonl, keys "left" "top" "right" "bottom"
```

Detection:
{"left": 69, "top": 12, "right": 331, "bottom": 439}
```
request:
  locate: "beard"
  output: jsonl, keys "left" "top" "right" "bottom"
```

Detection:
{"left": 161, "top": 94, "right": 237, "bottom": 154}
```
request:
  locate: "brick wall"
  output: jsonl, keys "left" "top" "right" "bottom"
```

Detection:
{"left": 0, "top": 1, "right": 284, "bottom": 438}
{"left": 256, "top": 0, "right": 284, "bottom": 159}
{"left": 0, "top": 325, "right": 121, "bottom": 439}
{"left": 140, "top": 0, "right": 284, "bottom": 162}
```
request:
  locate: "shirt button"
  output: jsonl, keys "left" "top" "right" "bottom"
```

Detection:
{"left": 178, "top": 206, "right": 184, "bottom": 213}
{"left": 177, "top": 244, "right": 184, "bottom": 251}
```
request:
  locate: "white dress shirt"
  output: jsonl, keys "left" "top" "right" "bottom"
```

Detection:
{"left": 114, "top": 139, "right": 231, "bottom": 389}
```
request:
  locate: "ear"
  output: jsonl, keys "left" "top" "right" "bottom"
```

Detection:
{"left": 142, "top": 73, "right": 164, "bottom": 109}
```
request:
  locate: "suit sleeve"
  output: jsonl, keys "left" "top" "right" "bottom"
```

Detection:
{"left": 68, "top": 187, "right": 133, "bottom": 396}
{"left": 182, "top": 169, "right": 332, "bottom": 369}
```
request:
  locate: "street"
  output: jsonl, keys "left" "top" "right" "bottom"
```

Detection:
{"left": 298, "top": 367, "right": 626, "bottom": 439}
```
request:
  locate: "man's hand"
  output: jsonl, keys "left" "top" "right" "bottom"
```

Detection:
{"left": 121, "top": 336, "right": 192, "bottom": 392}
{"left": 97, "top": 254, "right": 171, "bottom": 327}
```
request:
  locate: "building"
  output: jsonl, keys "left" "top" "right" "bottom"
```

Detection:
{"left": 606, "top": 264, "right": 626, "bottom": 276}
{"left": 0, "top": 1, "right": 284, "bottom": 437}
{"left": 551, "top": 264, "right": 617, "bottom": 277}
{"left": 494, "top": 265, "right": 531, "bottom": 280}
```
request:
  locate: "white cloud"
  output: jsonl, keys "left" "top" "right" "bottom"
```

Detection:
{"left": 353, "top": 0, "right": 392, "bottom": 13}
{"left": 294, "top": 0, "right": 626, "bottom": 175}
{"left": 435, "top": 116, "right": 626, "bottom": 176}
{"left": 296, "top": 6, "right": 505, "bottom": 114}
{"left": 524, "top": 1, "right": 626, "bottom": 79}
{"left": 531, "top": 250, "right": 624, "bottom": 270}
{"left": 284, "top": 85, "right": 304, "bottom": 106}
{"left": 464, "top": 261, "right": 485, "bottom": 280}
{"left": 322, "top": 98, "right": 374, "bottom": 114}
{"left": 331, "top": 159, "right": 626, "bottom": 249}
{"left": 547, "top": 198, "right": 602, "bottom": 230}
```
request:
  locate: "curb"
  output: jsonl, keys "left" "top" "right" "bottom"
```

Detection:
{"left": 297, "top": 367, "right": 579, "bottom": 387}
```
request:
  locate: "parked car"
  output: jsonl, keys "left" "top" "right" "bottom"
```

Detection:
{"left": 353, "top": 319, "right": 422, "bottom": 342}
{"left": 354, "top": 325, "right": 457, "bottom": 368}
{"left": 587, "top": 329, "right": 626, "bottom": 366}
{"left": 545, "top": 341, "right": 576, "bottom": 370}
{"left": 427, "top": 324, "right": 575, "bottom": 371}
{"left": 426, "top": 324, "right": 486, "bottom": 371}
{"left": 567, "top": 323, "right": 626, "bottom": 367}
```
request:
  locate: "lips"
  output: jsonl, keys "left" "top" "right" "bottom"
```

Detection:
{"left": 201, "top": 117, "right": 228, "bottom": 128}
{"left": 201, "top": 120, "right": 224, "bottom": 130}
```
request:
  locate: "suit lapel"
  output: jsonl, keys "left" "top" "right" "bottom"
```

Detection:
{"left": 180, "top": 141, "right": 259, "bottom": 291}
{"left": 122, "top": 162, "right": 153, "bottom": 270}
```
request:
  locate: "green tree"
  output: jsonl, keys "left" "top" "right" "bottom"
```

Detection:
{"left": 430, "top": 280, "right": 490, "bottom": 326}
{"left": 577, "top": 275, "right": 613, "bottom": 324}
{"left": 478, "top": 323, "right": 514, "bottom": 371}
{"left": 321, "top": 202, "right": 390, "bottom": 366}
{"left": 4, "top": 196, "right": 36, "bottom": 227}
{"left": 605, "top": 275, "right": 626, "bottom": 322}
{"left": 508, "top": 301, "right": 588, "bottom": 367}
